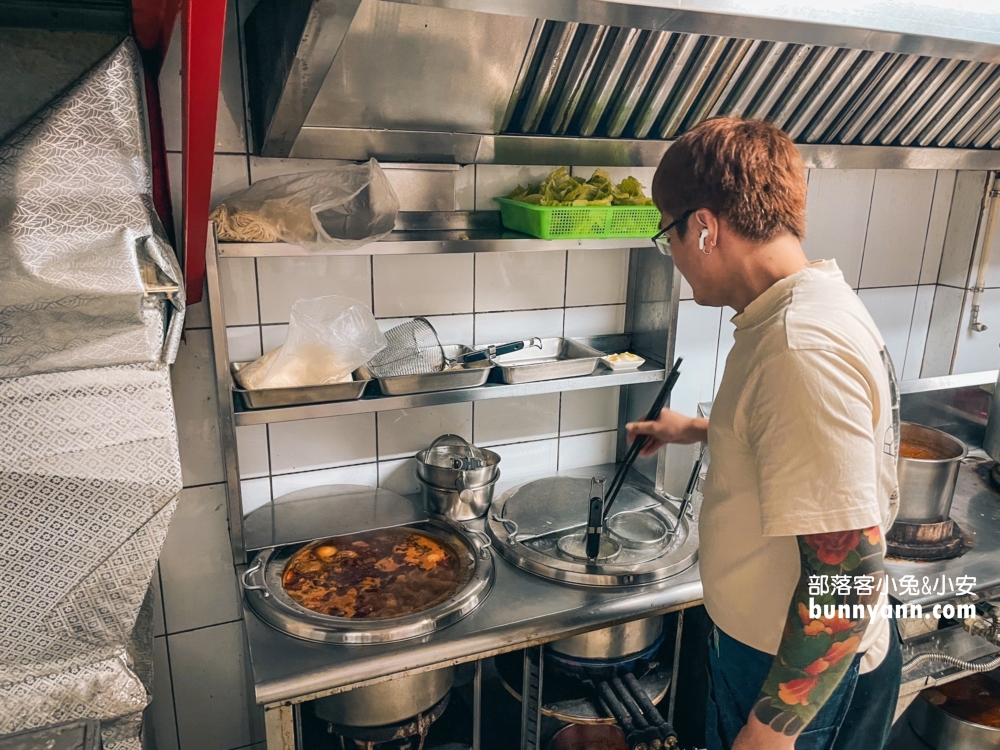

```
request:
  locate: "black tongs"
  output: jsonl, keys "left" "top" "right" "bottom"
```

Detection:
{"left": 602, "top": 357, "right": 683, "bottom": 522}
{"left": 585, "top": 477, "right": 606, "bottom": 560}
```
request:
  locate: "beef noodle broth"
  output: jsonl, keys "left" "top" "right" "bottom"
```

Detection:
{"left": 282, "top": 527, "right": 470, "bottom": 619}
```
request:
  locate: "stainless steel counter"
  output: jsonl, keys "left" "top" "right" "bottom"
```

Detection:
{"left": 242, "top": 467, "right": 704, "bottom": 706}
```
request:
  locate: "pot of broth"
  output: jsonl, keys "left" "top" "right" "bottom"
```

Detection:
{"left": 910, "top": 673, "right": 1000, "bottom": 748}
{"left": 897, "top": 422, "right": 968, "bottom": 524}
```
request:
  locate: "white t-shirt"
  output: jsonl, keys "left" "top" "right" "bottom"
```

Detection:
{"left": 699, "top": 260, "right": 899, "bottom": 673}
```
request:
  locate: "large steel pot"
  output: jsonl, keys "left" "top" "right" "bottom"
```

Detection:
{"left": 416, "top": 435, "right": 500, "bottom": 490}
{"left": 549, "top": 617, "right": 664, "bottom": 660}
{"left": 897, "top": 422, "right": 967, "bottom": 524}
{"left": 418, "top": 475, "right": 497, "bottom": 521}
{"left": 313, "top": 666, "right": 455, "bottom": 727}
{"left": 909, "top": 688, "right": 1000, "bottom": 748}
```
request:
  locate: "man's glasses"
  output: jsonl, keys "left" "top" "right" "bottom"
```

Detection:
{"left": 652, "top": 209, "right": 694, "bottom": 257}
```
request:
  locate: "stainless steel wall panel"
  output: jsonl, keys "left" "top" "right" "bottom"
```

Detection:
{"left": 577, "top": 27, "right": 644, "bottom": 136}
{"left": 520, "top": 21, "right": 580, "bottom": 133}
{"left": 972, "top": 112, "right": 1000, "bottom": 149}
{"left": 548, "top": 25, "right": 611, "bottom": 134}
{"left": 801, "top": 51, "right": 883, "bottom": 143}
{"left": 837, "top": 54, "right": 921, "bottom": 143}
{"left": 606, "top": 30, "right": 672, "bottom": 137}
{"left": 913, "top": 63, "right": 995, "bottom": 146}
{"left": 859, "top": 55, "right": 940, "bottom": 144}
{"left": 682, "top": 38, "right": 754, "bottom": 130}
{"left": 501, "top": 20, "right": 547, "bottom": 132}
{"left": 631, "top": 33, "right": 699, "bottom": 138}
{"left": 658, "top": 36, "right": 731, "bottom": 138}
{"left": 818, "top": 52, "right": 897, "bottom": 142}
{"left": 705, "top": 39, "right": 763, "bottom": 118}
{"left": 720, "top": 41, "right": 788, "bottom": 118}
{"left": 783, "top": 48, "right": 864, "bottom": 140}
{"left": 745, "top": 43, "right": 815, "bottom": 120}
{"left": 879, "top": 59, "right": 963, "bottom": 145}
{"left": 302, "top": 1, "right": 536, "bottom": 134}
{"left": 769, "top": 46, "right": 838, "bottom": 130}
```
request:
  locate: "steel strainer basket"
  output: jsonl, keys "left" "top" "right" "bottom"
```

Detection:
{"left": 366, "top": 318, "right": 446, "bottom": 378}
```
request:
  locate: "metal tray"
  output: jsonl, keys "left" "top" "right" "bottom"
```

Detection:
{"left": 359, "top": 345, "right": 492, "bottom": 396}
{"left": 231, "top": 362, "right": 370, "bottom": 409}
{"left": 490, "top": 338, "right": 602, "bottom": 384}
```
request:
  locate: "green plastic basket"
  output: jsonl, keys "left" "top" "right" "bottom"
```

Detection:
{"left": 496, "top": 198, "right": 661, "bottom": 240}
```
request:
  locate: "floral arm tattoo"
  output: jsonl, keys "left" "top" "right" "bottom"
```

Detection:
{"left": 752, "top": 526, "right": 886, "bottom": 736}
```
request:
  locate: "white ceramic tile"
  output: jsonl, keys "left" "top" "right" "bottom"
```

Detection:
{"left": 489, "top": 439, "right": 559, "bottom": 480}
{"left": 474, "top": 309, "right": 564, "bottom": 346}
{"left": 257, "top": 256, "right": 372, "bottom": 324}
{"left": 560, "top": 388, "right": 620, "bottom": 436}
{"left": 373, "top": 254, "right": 474, "bottom": 317}
{"left": 148, "top": 636, "right": 178, "bottom": 750}
{"left": 159, "top": 0, "right": 245, "bottom": 153}
{"left": 475, "top": 165, "right": 560, "bottom": 210}
{"left": 151, "top": 565, "right": 165, "bottom": 637}
{"left": 376, "top": 403, "right": 473, "bottom": 460}
{"left": 858, "top": 286, "right": 918, "bottom": 370}
{"left": 241, "top": 478, "right": 271, "bottom": 516}
{"left": 565, "top": 248, "right": 630, "bottom": 307}
{"left": 859, "top": 170, "right": 936, "bottom": 288}
{"left": 185, "top": 278, "right": 211, "bottom": 329}
{"left": 211, "top": 155, "right": 251, "bottom": 208}
{"left": 377, "top": 315, "right": 474, "bottom": 346}
{"left": 171, "top": 330, "right": 225, "bottom": 487}
{"left": 248, "top": 157, "right": 353, "bottom": 182}
{"left": 714, "top": 308, "right": 737, "bottom": 396}
{"left": 475, "top": 251, "right": 566, "bottom": 312}
{"left": 456, "top": 165, "right": 476, "bottom": 211}
{"left": 226, "top": 326, "right": 262, "bottom": 362}
{"left": 803, "top": 169, "right": 875, "bottom": 288}
{"left": 570, "top": 166, "right": 657, "bottom": 193}
{"left": 939, "top": 171, "right": 988, "bottom": 287}
{"left": 903, "top": 285, "right": 936, "bottom": 381}
{"left": 670, "top": 301, "right": 722, "bottom": 416}
{"left": 235, "top": 425, "right": 269, "bottom": 479}
{"left": 921, "top": 286, "right": 966, "bottom": 377}
{"left": 169, "top": 621, "right": 255, "bottom": 750}
{"left": 270, "top": 463, "right": 379, "bottom": 499}
{"left": 159, "top": 484, "right": 241, "bottom": 633}
{"left": 219, "top": 258, "right": 258, "bottom": 326}
{"left": 260, "top": 324, "right": 287, "bottom": 354}
{"left": 378, "top": 458, "right": 420, "bottom": 496}
{"left": 268, "top": 414, "right": 376, "bottom": 474}
{"left": 953, "top": 287, "right": 1000, "bottom": 374}
{"left": 563, "top": 305, "right": 627, "bottom": 338}
{"left": 558, "top": 431, "right": 617, "bottom": 470}
{"left": 473, "top": 394, "right": 560, "bottom": 446}
{"left": 920, "top": 171, "right": 956, "bottom": 285}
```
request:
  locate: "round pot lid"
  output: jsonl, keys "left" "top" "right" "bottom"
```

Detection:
{"left": 487, "top": 477, "right": 698, "bottom": 587}
{"left": 243, "top": 519, "right": 494, "bottom": 644}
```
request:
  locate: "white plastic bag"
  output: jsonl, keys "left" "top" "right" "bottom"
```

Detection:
{"left": 210, "top": 159, "right": 399, "bottom": 251}
{"left": 235, "top": 296, "right": 386, "bottom": 390}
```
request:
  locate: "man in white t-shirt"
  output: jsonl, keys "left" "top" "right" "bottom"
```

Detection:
{"left": 628, "top": 118, "right": 901, "bottom": 750}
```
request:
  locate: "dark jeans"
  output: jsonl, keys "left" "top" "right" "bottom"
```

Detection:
{"left": 705, "top": 621, "right": 902, "bottom": 750}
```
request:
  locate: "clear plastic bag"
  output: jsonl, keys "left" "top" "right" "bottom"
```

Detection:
{"left": 211, "top": 158, "right": 399, "bottom": 250}
{"left": 234, "top": 296, "right": 386, "bottom": 389}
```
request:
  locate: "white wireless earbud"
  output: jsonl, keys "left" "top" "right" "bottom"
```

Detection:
{"left": 699, "top": 228, "right": 709, "bottom": 253}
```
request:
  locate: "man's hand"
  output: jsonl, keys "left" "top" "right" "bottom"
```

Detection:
{"left": 626, "top": 409, "right": 708, "bottom": 455}
{"left": 732, "top": 714, "right": 796, "bottom": 750}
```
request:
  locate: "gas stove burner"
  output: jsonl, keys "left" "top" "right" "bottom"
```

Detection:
{"left": 326, "top": 694, "right": 450, "bottom": 750}
{"left": 546, "top": 633, "right": 666, "bottom": 682}
{"left": 886, "top": 519, "right": 971, "bottom": 561}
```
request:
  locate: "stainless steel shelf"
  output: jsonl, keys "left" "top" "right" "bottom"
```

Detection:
{"left": 233, "top": 364, "right": 665, "bottom": 425}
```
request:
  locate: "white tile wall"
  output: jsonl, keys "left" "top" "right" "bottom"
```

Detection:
{"left": 922, "top": 286, "right": 966, "bottom": 377}
{"left": 904, "top": 286, "right": 936, "bottom": 381}
{"left": 257, "top": 256, "right": 372, "bottom": 323}
{"left": 859, "top": 170, "right": 936, "bottom": 288}
{"left": 377, "top": 404, "right": 473, "bottom": 460}
{"left": 270, "top": 463, "right": 379, "bottom": 497}
{"left": 473, "top": 394, "right": 560, "bottom": 446}
{"left": 563, "top": 305, "right": 627, "bottom": 337}
{"left": 939, "top": 171, "right": 988, "bottom": 287}
{"left": 490, "top": 438, "right": 560, "bottom": 479}
{"left": 268, "top": 414, "right": 376, "bottom": 474}
{"left": 219, "top": 258, "right": 258, "bottom": 326}
{"left": 858, "top": 286, "right": 919, "bottom": 368}
{"left": 953, "top": 287, "right": 1000, "bottom": 374}
{"left": 235, "top": 425, "right": 269, "bottom": 478}
{"left": 920, "top": 171, "right": 956, "bottom": 285}
{"left": 803, "top": 169, "right": 875, "bottom": 288}
{"left": 565, "top": 248, "right": 630, "bottom": 306}
{"left": 227, "top": 326, "right": 261, "bottom": 362}
{"left": 475, "top": 251, "right": 566, "bottom": 312}
{"left": 240, "top": 478, "right": 271, "bottom": 515}
{"left": 558, "top": 431, "right": 617, "bottom": 470}
{"left": 670, "top": 302, "right": 722, "bottom": 417}
{"left": 372, "top": 254, "right": 474, "bottom": 317}
{"left": 377, "top": 458, "right": 420, "bottom": 496}
{"left": 560, "top": 388, "right": 620, "bottom": 436}
{"left": 474, "top": 308, "right": 564, "bottom": 345}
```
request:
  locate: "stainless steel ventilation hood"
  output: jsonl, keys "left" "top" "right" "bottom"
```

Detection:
{"left": 244, "top": 0, "right": 1000, "bottom": 167}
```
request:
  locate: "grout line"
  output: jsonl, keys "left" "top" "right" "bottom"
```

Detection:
{"left": 915, "top": 171, "right": 941, "bottom": 286}
{"left": 899, "top": 286, "right": 923, "bottom": 380}
{"left": 854, "top": 171, "right": 880, "bottom": 289}
{"left": 181, "top": 480, "right": 228, "bottom": 491}
{"left": 933, "top": 172, "right": 960, "bottom": 285}
{"left": 158, "top": 597, "right": 184, "bottom": 749}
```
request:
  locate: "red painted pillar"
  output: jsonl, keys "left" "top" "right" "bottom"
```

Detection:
{"left": 180, "top": 0, "right": 228, "bottom": 303}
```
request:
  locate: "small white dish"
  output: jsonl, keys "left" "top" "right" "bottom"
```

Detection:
{"left": 601, "top": 353, "right": 645, "bottom": 371}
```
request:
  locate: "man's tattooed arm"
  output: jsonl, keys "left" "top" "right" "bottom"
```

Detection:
{"left": 751, "top": 526, "right": 885, "bottom": 736}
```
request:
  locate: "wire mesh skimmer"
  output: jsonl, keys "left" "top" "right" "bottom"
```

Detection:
{"left": 366, "top": 318, "right": 447, "bottom": 378}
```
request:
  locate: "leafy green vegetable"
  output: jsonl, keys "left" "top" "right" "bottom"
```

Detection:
{"left": 505, "top": 167, "right": 654, "bottom": 207}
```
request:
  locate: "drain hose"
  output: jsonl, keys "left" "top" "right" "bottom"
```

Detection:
{"left": 902, "top": 651, "right": 1000, "bottom": 674}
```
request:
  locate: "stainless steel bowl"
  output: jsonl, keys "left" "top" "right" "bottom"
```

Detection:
{"left": 419, "top": 475, "right": 498, "bottom": 521}
{"left": 416, "top": 436, "right": 500, "bottom": 490}
{"left": 549, "top": 616, "right": 664, "bottom": 660}
{"left": 909, "top": 688, "right": 1000, "bottom": 748}
{"left": 897, "top": 422, "right": 967, "bottom": 523}
{"left": 313, "top": 666, "right": 455, "bottom": 727}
